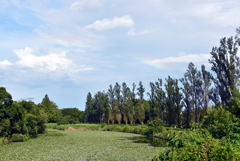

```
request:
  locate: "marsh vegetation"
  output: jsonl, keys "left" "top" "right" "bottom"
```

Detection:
{"left": 1, "top": 129, "right": 165, "bottom": 161}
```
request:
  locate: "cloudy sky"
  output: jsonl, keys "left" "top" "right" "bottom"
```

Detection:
{"left": 0, "top": 0, "right": 240, "bottom": 110}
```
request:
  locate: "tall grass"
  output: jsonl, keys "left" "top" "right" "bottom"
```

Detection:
{"left": 46, "top": 123, "right": 101, "bottom": 130}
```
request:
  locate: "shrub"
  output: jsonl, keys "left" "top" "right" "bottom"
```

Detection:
{"left": 136, "top": 127, "right": 144, "bottom": 134}
{"left": 101, "top": 123, "right": 107, "bottom": 128}
{"left": 195, "top": 106, "right": 240, "bottom": 140}
{"left": 11, "top": 134, "right": 28, "bottom": 142}
{"left": 0, "top": 137, "right": 9, "bottom": 145}
{"left": 113, "top": 126, "right": 123, "bottom": 132}
{"left": 127, "top": 128, "right": 134, "bottom": 133}
{"left": 122, "top": 125, "right": 130, "bottom": 132}
{"left": 147, "top": 118, "right": 165, "bottom": 135}
{"left": 140, "top": 128, "right": 150, "bottom": 135}
{"left": 153, "top": 113, "right": 240, "bottom": 161}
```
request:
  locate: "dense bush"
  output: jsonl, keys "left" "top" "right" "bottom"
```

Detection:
{"left": 0, "top": 137, "right": 9, "bottom": 145}
{"left": 152, "top": 106, "right": 240, "bottom": 160}
{"left": 152, "top": 130, "right": 240, "bottom": 161}
{"left": 147, "top": 118, "right": 165, "bottom": 135}
{"left": 11, "top": 134, "right": 28, "bottom": 142}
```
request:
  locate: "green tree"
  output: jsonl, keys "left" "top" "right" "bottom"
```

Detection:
{"left": 209, "top": 36, "right": 240, "bottom": 107}
{"left": 121, "top": 82, "right": 131, "bottom": 124}
{"left": 185, "top": 62, "right": 203, "bottom": 123}
{"left": 137, "top": 81, "right": 145, "bottom": 100}
{"left": 136, "top": 81, "right": 146, "bottom": 124}
{"left": 165, "top": 76, "right": 175, "bottom": 126}
{"left": 85, "top": 92, "right": 93, "bottom": 123}
{"left": 201, "top": 65, "right": 212, "bottom": 116}
{"left": 180, "top": 76, "right": 193, "bottom": 127}
{"left": 136, "top": 99, "right": 149, "bottom": 124}
{"left": 108, "top": 85, "right": 116, "bottom": 124}
{"left": 129, "top": 83, "right": 137, "bottom": 124}
{"left": 155, "top": 79, "right": 166, "bottom": 122}
{"left": 147, "top": 82, "right": 156, "bottom": 120}
{"left": 173, "top": 79, "right": 183, "bottom": 127}
{"left": 114, "top": 83, "right": 122, "bottom": 124}
{"left": 41, "top": 94, "right": 58, "bottom": 123}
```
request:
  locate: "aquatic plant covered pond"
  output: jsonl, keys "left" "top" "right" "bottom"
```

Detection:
{"left": 1, "top": 130, "right": 166, "bottom": 160}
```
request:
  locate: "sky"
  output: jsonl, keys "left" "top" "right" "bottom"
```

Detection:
{"left": 0, "top": 0, "right": 240, "bottom": 111}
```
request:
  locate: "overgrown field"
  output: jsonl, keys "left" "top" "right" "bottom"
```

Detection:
{"left": 1, "top": 129, "right": 166, "bottom": 161}
{"left": 46, "top": 123, "right": 101, "bottom": 130}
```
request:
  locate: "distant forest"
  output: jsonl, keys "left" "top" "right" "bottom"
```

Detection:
{"left": 85, "top": 27, "right": 240, "bottom": 127}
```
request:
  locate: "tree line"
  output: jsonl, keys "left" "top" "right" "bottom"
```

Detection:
{"left": 0, "top": 91, "right": 85, "bottom": 141}
{"left": 85, "top": 28, "right": 240, "bottom": 127}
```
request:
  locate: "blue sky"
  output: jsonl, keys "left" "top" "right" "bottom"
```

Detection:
{"left": 0, "top": 0, "right": 239, "bottom": 110}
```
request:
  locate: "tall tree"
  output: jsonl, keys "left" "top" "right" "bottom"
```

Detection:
{"left": 121, "top": 82, "right": 131, "bottom": 124}
{"left": 165, "top": 76, "right": 175, "bottom": 126}
{"left": 209, "top": 36, "right": 240, "bottom": 107}
{"left": 180, "top": 76, "right": 192, "bottom": 127}
{"left": 114, "top": 83, "right": 122, "bottom": 124}
{"left": 147, "top": 82, "right": 156, "bottom": 120}
{"left": 137, "top": 81, "right": 145, "bottom": 101}
{"left": 108, "top": 85, "right": 115, "bottom": 124}
{"left": 201, "top": 65, "right": 212, "bottom": 116}
{"left": 155, "top": 79, "right": 166, "bottom": 121}
{"left": 136, "top": 81, "right": 146, "bottom": 124}
{"left": 173, "top": 79, "right": 183, "bottom": 127}
{"left": 129, "top": 83, "right": 137, "bottom": 124}
{"left": 185, "top": 62, "right": 202, "bottom": 123}
{"left": 236, "top": 27, "right": 240, "bottom": 46}
{"left": 85, "top": 92, "right": 93, "bottom": 123}
{"left": 41, "top": 94, "right": 58, "bottom": 123}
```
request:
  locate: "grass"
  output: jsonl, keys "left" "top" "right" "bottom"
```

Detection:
{"left": 1, "top": 129, "right": 166, "bottom": 161}
{"left": 46, "top": 123, "right": 101, "bottom": 130}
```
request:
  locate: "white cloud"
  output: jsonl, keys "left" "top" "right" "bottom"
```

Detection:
{"left": 0, "top": 60, "right": 13, "bottom": 68}
{"left": 128, "top": 29, "right": 155, "bottom": 36}
{"left": 84, "top": 15, "right": 134, "bottom": 31}
{"left": 150, "top": 53, "right": 211, "bottom": 64}
{"left": 13, "top": 47, "right": 93, "bottom": 73}
{"left": 147, "top": 53, "right": 211, "bottom": 72}
{"left": 70, "top": 0, "right": 102, "bottom": 11}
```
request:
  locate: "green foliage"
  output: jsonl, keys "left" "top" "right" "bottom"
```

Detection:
{"left": 209, "top": 36, "right": 239, "bottom": 107}
{"left": 41, "top": 94, "right": 58, "bottom": 123}
{"left": 101, "top": 123, "right": 106, "bottom": 128}
{"left": 227, "top": 88, "right": 240, "bottom": 118}
{"left": 46, "top": 123, "right": 101, "bottom": 130}
{"left": 39, "top": 130, "right": 65, "bottom": 136}
{"left": 196, "top": 106, "right": 240, "bottom": 140}
{"left": 59, "top": 108, "right": 84, "bottom": 124}
{"left": 0, "top": 137, "right": 9, "bottom": 145}
{"left": 0, "top": 87, "right": 47, "bottom": 143}
{"left": 153, "top": 106, "right": 240, "bottom": 160}
{"left": 147, "top": 118, "right": 165, "bottom": 135}
{"left": 152, "top": 130, "right": 240, "bottom": 161}
{"left": 26, "top": 114, "right": 38, "bottom": 138}
{"left": 11, "top": 134, "right": 28, "bottom": 142}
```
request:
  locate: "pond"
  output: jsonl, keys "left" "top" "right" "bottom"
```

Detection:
{"left": 127, "top": 136, "right": 168, "bottom": 147}
{"left": 1, "top": 130, "right": 166, "bottom": 160}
